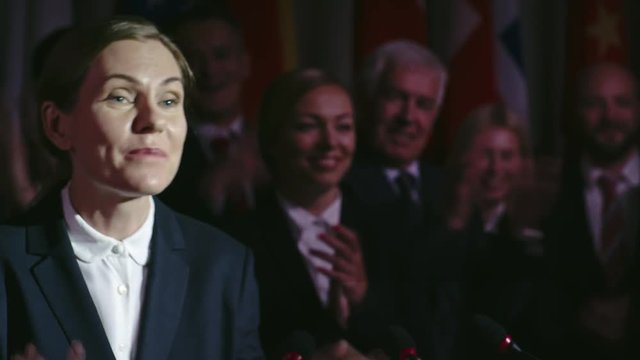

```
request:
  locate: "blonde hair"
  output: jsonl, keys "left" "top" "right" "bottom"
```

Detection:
{"left": 448, "top": 103, "right": 531, "bottom": 172}
{"left": 36, "top": 16, "right": 194, "bottom": 180}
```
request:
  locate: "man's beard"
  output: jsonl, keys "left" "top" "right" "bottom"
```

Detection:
{"left": 583, "top": 120, "right": 640, "bottom": 165}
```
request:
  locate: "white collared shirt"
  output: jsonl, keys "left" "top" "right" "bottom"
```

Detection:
{"left": 583, "top": 151, "right": 640, "bottom": 251}
{"left": 194, "top": 115, "right": 244, "bottom": 160}
{"left": 194, "top": 116, "right": 253, "bottom": 214}
{"left": 279, "top": 193, "right": 342, "bottom": 306}
{"left": 62, "top": 186, "right": 154, "bottom": 360}
{"left": 483, "top": 202, "right": 506, "bottom": 234}
{"left": 384, "top": 161, "right": 421, "bottom": 203}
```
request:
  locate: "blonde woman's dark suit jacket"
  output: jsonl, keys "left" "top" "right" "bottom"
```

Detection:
{"left": 0, "top": 191, "right": 264, "bottom": 360}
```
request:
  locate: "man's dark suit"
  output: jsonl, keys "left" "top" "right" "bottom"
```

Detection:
{"left": 344, "top": 160, "right": 465, "bottom": 360}
{"left": 344, "top": 159, "right": 444, "bottom": 223}
{"left": 542, "top": 160, "right": 640, "bottom": 360}
{"left": 160, "top": 124, "right": 259, "bottom": 227}
{"left": 159, "top": 126, "right": 213, "bottom": 223}
{"left": 0, "top": 191, "right": 264, "bottom": 360}
{"left": 227, "top": 185, "right": 392, "bottom": 359}
{"left": 343, "top": 158, "right": 446, "bottom": 286}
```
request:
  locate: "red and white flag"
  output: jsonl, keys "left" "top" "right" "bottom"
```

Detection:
{"left": 430, "top": 0, "right": 527, "bottom": 161}
{"left": 353, "top": 0, "right": 428, "bottom": 67}
{"left": 228, "top": 0, "right": 298, "bottom": 121}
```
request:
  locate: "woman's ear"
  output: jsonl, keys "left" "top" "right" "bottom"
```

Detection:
{"left": 41, "top": 101, "right": 72, "bottom": 151}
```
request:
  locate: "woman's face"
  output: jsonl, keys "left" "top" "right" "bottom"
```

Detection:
{"left": 465, "top": 127, "right": 524, "bottom": 206}
{"left": 272, "top": 84, "right": 355, "bottom": 192}
{"left": 57, "top": 39, "right": 187, "bottom": 198}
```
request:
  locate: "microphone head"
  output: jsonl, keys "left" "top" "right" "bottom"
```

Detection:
{"left": 472, "top": 314, "right": 517, "bottom": 354}
{"left": 279, "top": 330, "right": 316, "bottom": 360}
{"left": 383, "top": 325, "right": 419, "bottom": 360}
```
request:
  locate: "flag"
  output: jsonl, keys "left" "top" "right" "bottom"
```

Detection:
{"left": 354, "top": 0, "right": 427, "bottom": 67}
{"left": 428, "top": 0, "right": 528, "bottom": 163}
{"left": 228, "top": 0, "right": 297, "bottom": 121}
{"left": 115, "top": 0, "right": 195, "bottom": 25}
{"left": 116, "top": 0, "right": 297, "bottom": 121}
{"left": 429, "top": 0, "right": 495, "bottom": 161}
{"left": 493, "top": 0, "right": 528, "bottom": 126}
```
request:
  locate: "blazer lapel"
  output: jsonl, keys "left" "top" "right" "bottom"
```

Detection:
{"left": 260, "top": 192, "right": 325, "bottom": 313}
{"left": 29, "top": 220, "right": 115, "bottom": 360}
{"left": 346, "top": 162, "right": 397, "bottom": 205}
{"left": 135, "top": 201, "right": 189, "bottom": 360}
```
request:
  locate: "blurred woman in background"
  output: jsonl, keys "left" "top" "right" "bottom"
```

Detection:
{"left": 445, "top": 104, "right": 542, "bottom": 355}
{"left": 231, "top": 68, "right": 390, "bottom": 359}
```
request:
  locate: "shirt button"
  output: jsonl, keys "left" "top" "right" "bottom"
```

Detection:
{"left": 117, "top": 284, "right": 128, "bottom": 295}
{"left": 111, "top": 244, "right": 124, "bottom": 255}
{"left": 118, "top": 344, "right": 126, "bottom": 352}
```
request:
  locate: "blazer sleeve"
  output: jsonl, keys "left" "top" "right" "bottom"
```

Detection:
{"left": 235, "top": 247, "right": 265, "bottom": 360}
{"left": 0, "top": 259, "right": 6, "bottom": 360}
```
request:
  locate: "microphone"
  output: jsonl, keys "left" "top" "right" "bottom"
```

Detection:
{"left": 382, "top": 325, "right": 421, "bottom": 360}
{"left": 279, "top": 330, "right": 316, "bottom": 360}
{"left": 472, "top": 314, "right": 541, "bottom": 360}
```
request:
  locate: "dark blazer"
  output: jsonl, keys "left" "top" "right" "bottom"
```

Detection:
{"left": 541, "top": 160, "right": 640, "bottom": 360}
{"left": 0, "top": 191, "right": 264, "bottom": 360}
{"left": 544, "top": 163, "right": 610, "bottom": 296}
{"left": 344, "top": 160, "right": 465, "bottom": 360}
{"left": 458, "top": 212, "right": 541, "bottom": 359}
{"left": 227, "top": 185, "right": 392, "bottom": 359}
{"left": 344, "top": 158, "right": 446, "bottom": 287}
{"left": 344, "top": 159, "right": 444, "bottom": 222}
{"left": 160, "top": 123, "right": 260, "bottom": 227}
{"left": 159, "top": 126, "right": 213, "bottom": 223}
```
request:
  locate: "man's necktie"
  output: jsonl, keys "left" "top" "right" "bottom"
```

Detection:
{"left": 209, "top": 135, "right": 231, "bottom": 160}
{"left": 208, "top": 134, "right": 251, "bottom": 214}
{"left": 597, "top": 174, "right": 627, "bottom": 288}
{"left": 395, "top": 171, "right": 422, "bottom": 224}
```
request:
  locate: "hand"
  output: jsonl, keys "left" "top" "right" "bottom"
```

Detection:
{"left": 203, "top": 136, "right": 267, "bottom": 206}
{"left": 446, "top": 161, "right": 483, "bottom": 230}
{"left": 11, "top": 343, "right": 42, "bottom": 360}
{"left": 312, "top": 225, "right": 368, "bottom": 305}
{"left": 578, "top": 294, "right": 630, "bottom": 344}
{"left": 11, "top": 341, "right": 85, "bottom": 360}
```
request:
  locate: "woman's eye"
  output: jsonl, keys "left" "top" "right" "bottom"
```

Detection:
{"left": 336, "top": 122, "right": 354, "bottom": 132}
{"left": 108, "top": 95, "right": 130, "bottom": 104}
{"left": 293, "top": 121, "right": 317, "bottom": 131}
{"left": 161, "top": 98, "right": 180, "bottom": 107}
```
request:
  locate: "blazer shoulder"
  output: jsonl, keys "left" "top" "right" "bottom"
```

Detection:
{"left": 171, "top": 209, "right": 251, "bottom": 259}
{"left": 0, "top": 224, "right": 27, "bottom": 248}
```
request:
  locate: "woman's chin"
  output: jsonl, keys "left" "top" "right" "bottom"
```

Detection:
{"left": 116, "top": 176, "right": 174, "bottom": 197}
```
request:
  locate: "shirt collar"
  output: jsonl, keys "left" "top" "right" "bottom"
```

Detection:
{"left": 62, "top": 185, "right": 154, "bottom": 265}
{"left": 584, "top": 151, "right": 640, "bottom": 188}
{"left": 484, "top": 202, "right": 506, "bottom": 233}
{"left": 278, "top": 193, "right": 342, "bottom": 235}
{"left": 384, "top": 161, "right": 420, "bottom": 186}
{"left": 194, "top": 115, "right": 244, "bottom": 140}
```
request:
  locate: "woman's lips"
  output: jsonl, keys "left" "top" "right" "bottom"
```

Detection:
{"left": 127, "top": 147, "right": 167, "bottom": 159}
{"left": 308, "top": 155, "right": 344, "bottom": 170}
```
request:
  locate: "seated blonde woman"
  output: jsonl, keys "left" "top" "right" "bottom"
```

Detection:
{"left": 445, "top": 104, "right": 542, "bottom": 355}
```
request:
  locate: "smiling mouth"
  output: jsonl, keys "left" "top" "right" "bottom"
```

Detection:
{"left": 309, "top": 156, "right": 344, "bottom": 170}
{"left": 388, "top": 132, "right": 420, "bottom": 146}
{"left": 127, "top": 148, "right": 167, "bottom": 159}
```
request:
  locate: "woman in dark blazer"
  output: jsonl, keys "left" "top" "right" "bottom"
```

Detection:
{"left": 225, "top": 69, "right": 392, "bottom": 358}
{"left": 0, "top": 17, "right": 263, "bottom": 360}
{"left": 444, "top": 104, "right": 543, "bottom": 356}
